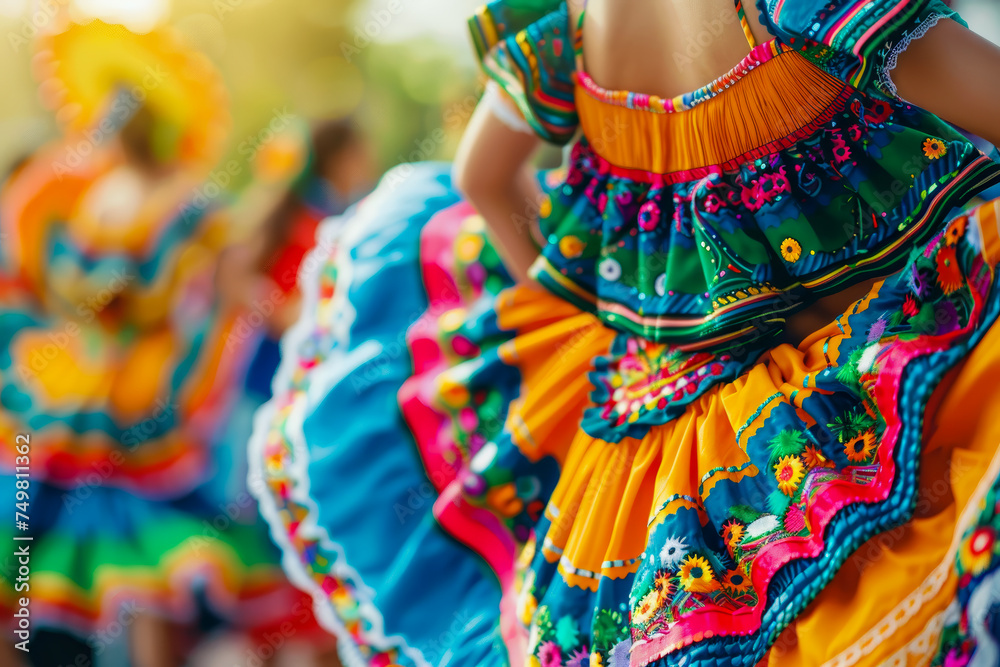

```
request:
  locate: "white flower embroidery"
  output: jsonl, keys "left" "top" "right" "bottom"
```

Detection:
{"left": 659, "top": 536, "right": 689, "bottom": 569}
{"left": 745, "top": 514, "right": 781, "bottom": 539}
{"left": 599, "top": 258, "right": 622, "bottom": 281}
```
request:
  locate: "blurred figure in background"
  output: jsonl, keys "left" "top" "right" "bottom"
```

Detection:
{"left": 240, "top": 118, "right": 376, "bottom": 399}
{"left": 0, "top": 19, "right": 329, "bottom": 667}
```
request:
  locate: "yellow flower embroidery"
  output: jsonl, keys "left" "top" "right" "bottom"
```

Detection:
{"left": 802, "top": 444, "right": 833, "bottom": 469}
{"left": 774, "top": 455, "right": 805, "bottom": 496}
{"left": 632, "top": 590, "right": 660, "bottom": 625}
{"left": 723, "top": 569, "right": 752, "bottom": 594}
{"left": 558, "top": 235, "right": 586, "bottom": 259}
{"left": 844, "top": 431, "right": 878, "bottom": 463}
{"left": 923, "top": 137, "right": 948, "bottom": 160}
{"left": 721, "top": 520, "right": 745, "bottom": 549}
{"left": 539, "top": 195, "right": 553, "bottom": 218}
{"left": 678, "top": 554, "right": 718, "bottom": 593}
{"left": 780, "top": 237, "right": 802, "bottom": 263}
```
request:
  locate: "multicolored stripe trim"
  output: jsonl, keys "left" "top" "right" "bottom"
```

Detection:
{"left": 734, "top": 0, "right": 759, "bottom": 47}
{"left": 575, "top": 40, "right": 786, "bottom": 114}
{"left": 764, "top": 0, "right": 962, "bottom": 91}
{"left": 468, "top": 2, "right": 579, "bottom": 144}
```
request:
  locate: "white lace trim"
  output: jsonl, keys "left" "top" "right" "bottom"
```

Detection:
{"left": 821, "top": 437, "right": 1000, "bottom": 667}
{"left": 482, "top": 80, "right": 534, "bottom": 134}
{"left": 247, "top": 170, "right": 435, "bottom": 667}
{"left": 880, "top": 12, "right": 946, "bottom": 101}
{"left": 880, "top": 608, "right": 949, "bottom": 666}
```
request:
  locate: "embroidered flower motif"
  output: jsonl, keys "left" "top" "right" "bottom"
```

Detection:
{"left": 857, "top": 343, "right": 883, "bottom": 374}
{"left": 609, "top": 639, "right": 632, "bottom": 667}
{"left": 590, "top": 651, "right": 604, "bottom": 667}
{"left": 784, "top": 504, "right": 807, "bottom": 533}
{"left": 867, "top": 316, "right": 888, "bottom": 343}
{"left": 868, "top": 99, "right": 894, "bottom": 125}
{"left": 654, "top": 573, "right": 673, "bottom": 599}
{"left": 774, "top": 455, "right": 805, "bottom": 496}
{"left": 911, "top": 264, "right": 934, "bottom": 298}
{"left": 936, "top": 245, "right": 963, "bottom": 294}
{"left": 703, "top": 192, "right": 724, "bottom": 213}
{"left": 555, "top": 616, "right": 581, "bottom": 652}
{"left": 592, "top": 610, "right": 627, "bottom": 652}
{"left": 538, "top": 641, "right": 562, "bottom": 667}
{"left": 746, "top": 514, "right": 780, "bottom": 538}
{"left": 844, "top": 431, "right": 878, "bottom": 463}
{"left": 599, "top": 257, "right": 623, "bottom": 282}
{"left": 740, "top": 182, "right": 765, "bottom": 211}
{"left": 723, "top": 569, "right": 752, "bottom": 594}
{"left": 539, "top": 196, "right": 553, "bottom": 218}
{"left": 559, "top": 235, "right": 586, "bottom": 259}
{"left": 632, "top": 590, "right": 660, "bottom": 626}
{"left": 758, "top": 168, "right": 792, "bottom": 202}
{"left": 945, "top": 217, "right": 967, "bottom": 247}
{"left": 832, "top": 141, "right": 852, "bottom": 165}
{"left": 960, "top": 527, "right": 996, "bottom": 576}
{"left": 923, "top": 138, "right": 948, "bottom": 160}
{"left": 802, "top": 445, "right": 833, "bottom": 469}
{"left": 780, "top": 237, "right": 802, "bottom": 263}
{"left": 848, "top": 124, "right": 863, "bottom": 142}
{"left": 658, "top": 536, "right": 689, "bottom": 569}
{"left": 637, "top": 200, "right": 661, "bottom": 232}
{"left": 567, "top": 648, "right": 591, "bottom": 667}
{"left": 903, "top": 294, "right": 921, "bottom": 318}
{"left": 678, "top": 554, "right": 718, "bottom": 593}
{"left": 721, "top": 519, "right": 745, "bottom": 549}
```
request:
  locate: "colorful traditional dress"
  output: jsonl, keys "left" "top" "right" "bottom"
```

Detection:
{"left": 0, "top": 20, "right": 318, "bottom": 644}
{"left": 252, "top": 1, "right": 1000, "bottom": 665}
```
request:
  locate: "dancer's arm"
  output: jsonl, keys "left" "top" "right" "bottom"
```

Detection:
{"left": 893, "top": 18, "right": 1000, "bottom": 147}
{"left": 454, "top": 85, "right": 543, "bottom": 284}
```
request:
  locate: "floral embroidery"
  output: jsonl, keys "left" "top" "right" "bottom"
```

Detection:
{"left": 960, "top": 527, "right": 995, "bottom": 576}
{"left": 937, "top": 245, "right": 963, "bottom": 294}
{"left": 721, "top": 520, "right": 745, "bottom": 552}
{"left": 774, "top": 455, "right": 806, "bottom": 495}
{"left": 659, "top": 536, "right": 690, "bottom": 568}
{"left": 780, "top": 237, "right": 803, "bottom": 263}
{"left": 946, "top": 217, "right": 967, "bottom": 247}
{"left": 588, "top": 338, "right": 729, "bottom": 434}
{"left": 723, "top": 569, "right": 752, "bottom": 594}
{"left": 679, "top": 554, "right": 719, "bottom": 593}
{"left": 933, "top": 468, "right": 1000, "bottom": 665}
{"left": 535, "top": 93, "right": 997, "bottom": 346}
{"left": 923, "top": 137, "right": 948, "bottom": 160}
{"left": 559, "top": 235, "right": 586, "bottom": 259}
{"left": 844, "top": 431, "right": 878, "bottom": 463}
{"left": 633, "top": 590, "right": 660, "bottom": 625}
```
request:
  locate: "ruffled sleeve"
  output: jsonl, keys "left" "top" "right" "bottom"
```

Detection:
{"left": 762, "top": 0, "right": 965, "bottom": 98}
{"left": 468, "top": 0, "right": 579, "bottom": 144}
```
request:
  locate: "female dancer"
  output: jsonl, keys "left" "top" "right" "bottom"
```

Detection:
{"left": 0, "top": 20, "right": 325, "bottom": 667}
{"left": 252, "top": 0, "right": 1000, "bottom": 665}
